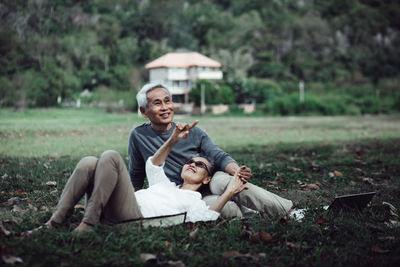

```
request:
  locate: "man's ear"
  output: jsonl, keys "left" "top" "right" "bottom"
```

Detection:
{"left": 139, "top": 107, "right": 148, "bottom": 118}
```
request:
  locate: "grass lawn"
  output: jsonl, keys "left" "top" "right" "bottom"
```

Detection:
{"left": 1, "top": 108, "right": 400, "bottom": 266}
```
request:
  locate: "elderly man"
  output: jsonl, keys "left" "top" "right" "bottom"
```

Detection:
{"left": 128, "top": 82, "right": 292, "bottom": 218}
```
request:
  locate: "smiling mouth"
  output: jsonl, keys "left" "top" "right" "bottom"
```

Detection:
{"left": 160, "top": 113, "right": 170, "bottom": 118}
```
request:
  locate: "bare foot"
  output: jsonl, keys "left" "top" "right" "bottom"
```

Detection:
{"left": 72, "top": 222, "right": 93, "bottom": 235}
{"left": 26, "top": 220, "right": 59, "bottom": 235}
{"left": 43, "top": 220, "right": 60, "bottom": 229}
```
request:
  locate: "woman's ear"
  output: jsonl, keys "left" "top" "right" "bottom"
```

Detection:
{"left": 202, "top": 176, "right": 211, "bottom": 185}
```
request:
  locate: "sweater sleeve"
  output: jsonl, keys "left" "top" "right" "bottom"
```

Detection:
{"left": 145, "top": 156, "right": 170, "bottom": 186}
{"left": 197, "top": 128, "right": 236, "bottom": 172}
{"left": 128, "top": 130, "right": 146, "bottom": 188}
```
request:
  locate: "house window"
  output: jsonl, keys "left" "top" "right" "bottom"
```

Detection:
{"left": 172, "top": 94, "right": 185, "bottom": 103}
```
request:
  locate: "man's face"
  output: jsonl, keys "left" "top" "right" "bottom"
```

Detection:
{"left": 141, "top": 87, "right": 174, "bottom": 131}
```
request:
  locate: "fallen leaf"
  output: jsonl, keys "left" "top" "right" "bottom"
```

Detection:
{"left": 276, "top": 177, "right": 286, "bottom": 184}
{"left": 74, "top": 204, "right": 85, "bottom": 210}
{"left": 139, "top": 253, "right": 157, "bottom": 262}
{"left": 377, "top": 236, "right": 395, "bottom": 241}
{"left": 354, "top": 159, "right": 367, "bottom": 165}
{"left": 289, "top": 166, "right": 301, "bottom": 172}
{"left": 316, "top": 216, "right": 328, "bottom": 225}
{"left": 222, "top": 250, "right": 265, "bottom": 261}
{"left": 310, "top": 162, "right": 320, "bottom": 171}
{"left": 276, "top": 216, "right": 289, "bottom": 224}
{"left": 0, "top": 224, "right": 11, "bottom": 236}
{"left": 39, "top": 206, "right": 49, "bottom": 212}
{"left": 385, "top": 220, "right": 400, "bottom": 228}
{"left": 189, "top": 227, "right": 199, "bottom": 240}
{"left": 301, "top": 183, "right": 320, "bottom": 191}
{"left": 165, "top": 260, "right": 185, "bottom": 267}
{"left": 371, "top": 245, "right": 389, "bottom": 254}
{"left": 28, "top": 203, "right": 37, "bottom": 211}
{"left": 354, "top": 168, "right": 363, "bottom": 173}
{"left": 362, "top": 178, "right": 375, "bottom": 185}
{"left": 2, "top": 255, "right": 23, "bottom": 264}
{"left": 50, "top": 189, "right": 58, "bottom": 195}
{"left": 46, "top": 181, "right": 57, "bottom": 188}
{"left": 250, "top": 231, "right": 273, "bottom": 243}
{"left": 367, "top": 224, "right": 385, "bottom": 232}
{"left": 7, "top": 197, "right": 22, "bottom": 205}
{"left": 286, "top": 241, "right": 310, "bottom": 250}
{"left": 333, "top": 170, "right": 343, "bottom": 177}
{"left": 12, "top": 205, "right": 25, "bottom": 213}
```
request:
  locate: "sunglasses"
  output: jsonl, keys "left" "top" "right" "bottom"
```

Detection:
{"left": 185, "top": 159, "right": 211, "bottom": 176}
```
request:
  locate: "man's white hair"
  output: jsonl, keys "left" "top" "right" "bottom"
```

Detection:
{"left": 136, "top": 82, "right": 171, "bottom": 109}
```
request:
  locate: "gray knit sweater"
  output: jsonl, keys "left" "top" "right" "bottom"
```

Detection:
{"left": 128, "top": 122, "right": 235, "bottom": 188}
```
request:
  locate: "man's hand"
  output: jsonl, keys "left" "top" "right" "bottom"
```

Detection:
{"left": 172, "top": 120, "right": 198, "bottom": 141}
{"left": 226, "top": 170, "right": 249, "bottom": 194}
{"left": 237, "top": 165, "right": 252, "bottom": 183}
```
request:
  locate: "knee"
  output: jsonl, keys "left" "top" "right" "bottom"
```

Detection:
{"left": 209, "top": 171, "right": 232, "bottom": 195}
{"left": 220, "top": 201, "right": 243, "bottom": 219}
{"left": 100, "top": 150, "right": 121, "bottom": 161}
{"left": 76, "top": 156, "right": 98, "bottom": 172}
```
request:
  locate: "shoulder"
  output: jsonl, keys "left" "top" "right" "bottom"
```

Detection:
{"left": 190, "top": 126, "right": 207, "bottom": 136}
{"left": 130, "top": 122, "right": 152, "bottom": 137}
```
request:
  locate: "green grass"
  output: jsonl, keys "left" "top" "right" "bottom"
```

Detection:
{"left": 1, "top": 108, "right": 400, "bottom": 266}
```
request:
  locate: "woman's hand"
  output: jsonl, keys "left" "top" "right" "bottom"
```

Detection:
{"left": 172, "top": 120, "right": 198, "bottom": 141}
{"left": 152, "top": 120, "right": 198, "bottom": 167}
{"left": 209, "top": 169, "right": 249, "bottom": 212}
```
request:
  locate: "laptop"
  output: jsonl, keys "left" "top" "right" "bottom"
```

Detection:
{"left": 291, "top": 192, "right": 376, "bottom": 221}
{"left": 327, "top": 192, "right": 376, "bottom": 212}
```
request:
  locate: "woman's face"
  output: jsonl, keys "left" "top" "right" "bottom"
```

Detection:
{"left": 181, "top": 157, "right": 212, "bottom": 185}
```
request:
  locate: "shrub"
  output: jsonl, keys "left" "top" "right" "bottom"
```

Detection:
{"left": 261, "top": 91, "right": 395, "bottom": 116}
{"left": 217, "top": 85, "right": 235, "bottom": 104}
{"left": 87, "top": 86, "right": 137, "bottom": 112}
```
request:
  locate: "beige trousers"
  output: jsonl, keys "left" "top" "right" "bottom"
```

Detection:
{"left": 50, "top": 150, "right": 142, "bottom": 225}
{"left": 204, "top": 171, "right": 293, "bottom": 218}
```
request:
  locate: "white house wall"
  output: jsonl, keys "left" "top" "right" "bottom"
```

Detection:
{"left": 197, "top": 70, "right": 223, "bottom": 80}
{"left": 168, "top": 68, "right": 188, "bottom": 80}
{"left": 149, "top": 68, "right": 168, "bottom": 82}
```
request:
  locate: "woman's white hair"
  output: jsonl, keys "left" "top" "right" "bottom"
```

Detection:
{"left": 136, "top": 82, "right": 171, "bottom": 109}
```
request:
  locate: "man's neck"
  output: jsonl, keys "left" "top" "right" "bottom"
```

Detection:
{"left": 151, "top": 122, "right": 172, "bottom": 132}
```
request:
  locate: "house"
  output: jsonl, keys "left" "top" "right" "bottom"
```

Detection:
{"left": 145, "top": 52, "right": 223, "bottom": 105}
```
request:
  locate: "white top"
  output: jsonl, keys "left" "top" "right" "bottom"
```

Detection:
{"left": 134, "top": 157, "right": 220, "bottom": 223}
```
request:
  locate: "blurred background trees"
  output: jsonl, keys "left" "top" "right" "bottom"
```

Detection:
{"left": 0, "top": 0, "right": 399, "bottom": 114}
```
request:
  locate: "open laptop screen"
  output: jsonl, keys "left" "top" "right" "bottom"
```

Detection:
{"left": 328, "top": 192, "right": 376, "bottom": 212}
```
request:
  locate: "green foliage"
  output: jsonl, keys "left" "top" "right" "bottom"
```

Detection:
{"left": 1, "top": 0, "right": 400, "bottom": 109}
{"left": 88, "top": 86, "right": 137, "bottom": 112}
{"left": 189, "top": 80, "right": 219, "bottom": 106}
{"left": 262, "top": 91, "right": 396, "bottom": 116}
{"left": 217, "top": 85, "right": 235, "bottom": 104}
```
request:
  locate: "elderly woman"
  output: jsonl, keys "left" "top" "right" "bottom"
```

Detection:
{"left": 42, "top": 121, "right": 247, "bottom": 234}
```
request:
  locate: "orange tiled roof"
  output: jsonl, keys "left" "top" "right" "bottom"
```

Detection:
{"left": 145, "top": 52, "right": 222, "bottom": 69}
